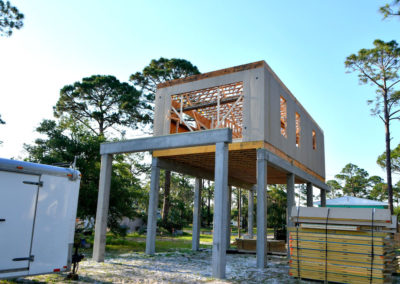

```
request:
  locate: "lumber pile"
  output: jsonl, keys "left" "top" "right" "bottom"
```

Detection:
{"left": 288, "top": 206, "right": 397, "bottom": 284}
{"left": 235, "top": 239, "right": 286, "bottom": 253}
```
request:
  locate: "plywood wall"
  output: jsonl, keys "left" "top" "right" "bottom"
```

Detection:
{"left": 154, "top": 61, "right": 325, "bottom": 179}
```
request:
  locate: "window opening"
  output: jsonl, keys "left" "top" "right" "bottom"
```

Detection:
{"left": 280, "top": 96, "right": 287, "bottom": 137}
{"left": 295, "top": 112, "right": 300, "bottom": 147}
{"left": 312, "top": 130, "right": 316, "bottom": 150}
{"left": 170, "top": 82, "right": 244, "bottom": 138}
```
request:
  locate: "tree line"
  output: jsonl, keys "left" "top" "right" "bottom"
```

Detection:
{"left": 1, "top": 1, "right": 400, "bottom": 235}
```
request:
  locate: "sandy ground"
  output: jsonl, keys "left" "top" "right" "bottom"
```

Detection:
{"left": 12, "top": 249, "right": 303, "bottom": 283}
{"left": 10, "top": 249, "right": 400, "bottom": 283}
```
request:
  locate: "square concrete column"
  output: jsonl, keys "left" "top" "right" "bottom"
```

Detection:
{"left": 256, "top": 149, "right": 267, "bottom": 268}
{"left": 212, "top": 142, "right": 229, "bottom": 279}
{"left": 286, "top": 173, "right": 295, "bottom": 257}
{"left": 286, "top": 173, "right": 295, "bottom": 229}
{"left": 320, "top": 188, "right": 326, "bottom": 207}
{"left": 306, "top": 182, "right": 313, "bottom": 207}
{"left": 145, "top": 157, "right": 160, "bottom": 255}
{"left": 226, "top": 186, "right": 232, "bottom": 249}
{"left": 248, "top": 186, "right": 255, "bottom": 239}
{"left": 93, "top": 154, "right": 113, "bottom": 262}
{"left": 192, "top": 178, "right": 202, "bottom": 251}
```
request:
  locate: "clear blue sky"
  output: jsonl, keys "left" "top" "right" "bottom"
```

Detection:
{"left": 0, "top": 0, "right": 399, "bottom": 182}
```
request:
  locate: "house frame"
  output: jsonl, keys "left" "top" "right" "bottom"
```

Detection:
{"left": 92, "top": 61, "right": 328, "bottom": 279}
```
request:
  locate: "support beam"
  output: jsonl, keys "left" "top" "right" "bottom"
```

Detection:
{"left": 192, "top": 178, "right": 202, "bottom": 251}
{"left": 101, "top": 128, "right": 232, "bottom": 155}
{"left": 212, "top": 142, "right": 229, "bottom": 279}
{"left": 93, "top": 154, "right": 113, "bottom": 262}
{"left": 248, "top": 186, "right": 254, "bottom": 239}
{"left": 306, "top": 182, "right": 313, "bottom": 207}
{"left": 256, "top": 149, "right": 267, "bottom": 268}
{"left": 145, "top": 157, "right": 161, "bottom": 255}
{"left": 320, "top": 188, "right": 326, "bottom": 207}
{"left": 264, "top": 150, "right": 328, "bottom": 191}
{"left": 226, "top": 186, "right": 232, "bottom": 249}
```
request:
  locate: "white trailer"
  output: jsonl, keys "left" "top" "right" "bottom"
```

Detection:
{"left": 0, "top": 158, "right": 81, "bottom": 279}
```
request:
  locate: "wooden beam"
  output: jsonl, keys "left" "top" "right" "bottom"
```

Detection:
{"left": 152, "top": 140, "right": 325, "bottom": 183}
{"left": 171, "top": 100, "right": 212, "bottom": 131}
{"left": 182, "top": 95, "right": 241, "bottom": 112}
{"left": 153, "top": 141, "right": 264, "bottom": 157}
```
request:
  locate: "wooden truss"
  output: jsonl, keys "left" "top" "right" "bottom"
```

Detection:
{"left": 170, "top": 82, "right": 244, "bottom": 138}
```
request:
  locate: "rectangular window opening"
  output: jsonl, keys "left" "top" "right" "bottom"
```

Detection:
{"left": 170, "top": 82, "right": 244, "bottom": 139}
{"left": 312, "top": 130, "right": 316, "bottom": 150}
{"left": 280, "top": 96, "right": 287, "bottom": 138}
{"left": 295, "top": 112, "right": 300, "bottom": 148}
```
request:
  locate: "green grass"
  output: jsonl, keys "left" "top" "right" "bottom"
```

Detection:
{"left": 78, "top": 229, "right": 214, "bottom": 256}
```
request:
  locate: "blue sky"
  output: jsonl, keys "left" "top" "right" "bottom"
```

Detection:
{"left": 0, "top": 0, "right": 399, "bottom": 182}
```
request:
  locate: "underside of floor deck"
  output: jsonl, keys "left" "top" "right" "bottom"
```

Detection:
{"left": 153, "top": 140, "right": 325, "bottom": 189}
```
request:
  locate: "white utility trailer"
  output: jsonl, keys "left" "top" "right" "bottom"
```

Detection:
{"left": 0, "top": 158, "right": 81, "bottom": 279}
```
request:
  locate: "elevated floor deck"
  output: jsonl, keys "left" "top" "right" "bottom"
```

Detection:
{"left": 153, "top": 140, "right": 325, "bottom": 189}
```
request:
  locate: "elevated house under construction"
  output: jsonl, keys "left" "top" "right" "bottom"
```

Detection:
{"left": 92, "top": 60, "right": 328, "bottom": 279}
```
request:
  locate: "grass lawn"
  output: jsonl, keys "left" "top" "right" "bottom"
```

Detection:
{"left": 70, "top": 225, "right": 274, "bottom": 256}
{"left": 82, "top": 228, "right": 214, "bottom": 257}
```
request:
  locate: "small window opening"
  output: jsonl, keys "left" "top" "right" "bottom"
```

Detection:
{"left": 280, "top": 96, "right": 287, "bottom": 137}
{"left": 312, "top": 130, "right": 316, "bottom": 150}
{"left": 295, "top": 112, "right": 300, "bottom": 147}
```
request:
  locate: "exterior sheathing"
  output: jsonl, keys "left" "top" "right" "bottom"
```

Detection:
{"left": 264, "top": 66, "right": 325, "bottom": 178}
{"left": 154, "top": 63, "right": 325, "bottom": 179}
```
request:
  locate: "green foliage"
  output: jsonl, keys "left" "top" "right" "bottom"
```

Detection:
{"left": 267, "top": 185, "right": 287, "bottom": 230}
{"left": 328, "top": 163, "right": 398, "bottom": 202}
{"left": 380, "top": 0, "right": 400, "bottom": 18}
{"left": 54, "top": 75, "right": 151, "bottom": 136}
{"left": 158, "top": 173, "right": 194, "bottom": 232}
{"left": 334, "top": 163, "right": 370, "bottom": 197}
{"left": 394, "top": 206, "right": 400, "bottom": 218}
{"left": 345, "top": 39, "right": 400, "bottom": 213}
{"left": 24, "top": 119, "right": 148, "bottom": 235}
{"left": 0, "top": 0, "right": 23, "bottom": 37}
{"left": 130, "top": 57, "right": 200, "bottom": 101}
{"left": 326, "top": 180, "right": 343, "bottom": 199}
{"left": 368, "top": 176, "right": 388, "bottom": 201}
{"left": 129, "top": 57, "right": 199, "bottom": 229}
{"left": 201, "top": 181, "right": 214, "bottom": 227}
{"left": 345, "top": 40, "right": 400, "bottom": 119}
{"left": 377, "top": 143, "right": 400, "bottom": 174}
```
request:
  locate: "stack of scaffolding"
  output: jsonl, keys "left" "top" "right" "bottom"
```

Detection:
{"left": 288, "top": 206, "right": 397, "bottom": 284}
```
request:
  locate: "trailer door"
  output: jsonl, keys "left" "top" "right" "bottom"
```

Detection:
{"left": 0, "top": 171, "right": 39, "bottom": 275}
